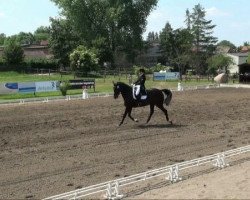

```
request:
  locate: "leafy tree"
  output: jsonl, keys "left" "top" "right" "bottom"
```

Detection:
{"left": 159, "top": 22, "right": 193, "bottom": 78}
{"left": 147, "top": 31, "right": 159, "bottom": 43}
{"left": 3, "top": 38, "right": 24, "bottom": 66}
{"left": 91, "top": 37, "right": 113, "bottom": 66}
{"left": 16, "top": 32, "right": 34, "bottom": 45}
{"left": 217, "top": 40, "right": 236, "bottom": 51}
{"left": 49, "top": 18, "right": 79, "bottom": 69}
{"left": 171, "top": 28, "right": 194, "bottom": 78}
{"left": 243, "top": 41, "right": 250, "bottom": 46}
{"left": 70, "top": 45, "right": 99, "bottom": 75}
{"left": 51, "top": 0, "right": 158, "bottom": 66}
{"left": 247, "top": 53, "right": 250, "bottom": 64}
{"left": 207, "top": 54, "right": 234, "bottom": 75}
{"left": 0, "top": 33, "right": 6, "bottom": 45}
{"left": 34, "top": 26, "right": 50, "bottom": 43}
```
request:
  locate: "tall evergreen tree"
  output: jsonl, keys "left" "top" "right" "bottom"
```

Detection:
{"left": 189, "top": 4, "right": 217, "bottom": 53}
{"left": 185, "top": 9, "right": 191, "bottom": 30}
{"left": 186, "top": 4, "right": 217, "bottom": 74}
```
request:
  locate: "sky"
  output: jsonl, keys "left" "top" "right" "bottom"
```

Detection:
{"left": 0, "top": 0, "right": 249, "bottom": 46}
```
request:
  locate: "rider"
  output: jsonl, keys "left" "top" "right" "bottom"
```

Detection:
{"left": 133, "top": 68, "right": 147, "bottom": 103}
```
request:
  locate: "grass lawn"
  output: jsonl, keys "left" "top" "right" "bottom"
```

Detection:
{"left": 0, "top": 71, "right": 217, "bottom": 100}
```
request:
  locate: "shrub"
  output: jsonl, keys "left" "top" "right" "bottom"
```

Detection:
{"left": 25, "top": 58, "right": 58, "bottom": 70}
{"left": 59, "top": 81, "right": 70, "bottom": 96}
{"left": 70, "top": 45, "right": 99, "bottom": 76}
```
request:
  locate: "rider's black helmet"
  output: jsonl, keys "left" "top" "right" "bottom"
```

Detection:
{"left": 139, "top": 68, "right": 145, "bottom": 73}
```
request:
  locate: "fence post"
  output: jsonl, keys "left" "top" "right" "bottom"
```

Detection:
{"left": 213, "top": 154, "right": 229, "bottom": 169}
{"left": 167, "top": 165, "right": 182, "bottom": 183}
{"left": 105, "top": 182, "right": 123, "bottom": 200}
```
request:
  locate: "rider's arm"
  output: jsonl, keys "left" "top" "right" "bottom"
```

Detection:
{"left": 133, "top": 76, "right": 141, "bottom": 85}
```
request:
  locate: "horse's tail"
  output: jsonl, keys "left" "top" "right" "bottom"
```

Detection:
{"left": 162, "top": 89, "right": 172, "bottom": 106}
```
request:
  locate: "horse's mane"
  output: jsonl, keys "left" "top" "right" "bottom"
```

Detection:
{"left": 117, "top": 82, "right": 131, "bottom": 88}
{"left": 116, "top": 82, "right": 132, "bottom": 94}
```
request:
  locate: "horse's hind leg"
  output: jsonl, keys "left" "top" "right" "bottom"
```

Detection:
{"left": 146, "top": 104, "right": 155, "bottom": 123}
{"left": 157, "top": 104, "right": 173, "bottom": 124}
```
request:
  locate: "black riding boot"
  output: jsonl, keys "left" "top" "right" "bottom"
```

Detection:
{"left": 136, "top": 94, "right": 142, "bottom": 106}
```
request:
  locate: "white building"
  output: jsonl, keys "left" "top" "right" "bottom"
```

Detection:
{"left": 226, "top": 53, "right": 248, "bottom": 74}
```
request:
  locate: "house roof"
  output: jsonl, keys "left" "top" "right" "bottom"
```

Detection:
{"left": 227, "top": 52, "right": 249, "bottom": 57}
{"left": 0, "top": 42, "right": 52, "bottom": 59}
{"left": 216, "top": 45, "right": 231, "bottom": 53}
{"left": 241, "top": 46, "right": 250, "bottom": 52}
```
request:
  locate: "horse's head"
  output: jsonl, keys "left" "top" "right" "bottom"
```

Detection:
{"left": 113, "top": 82, "right": 121, "bottom": 99}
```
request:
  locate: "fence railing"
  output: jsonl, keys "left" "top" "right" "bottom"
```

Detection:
{"left": 1, "top": 83, "right": 249, "bottom": 106}
{"left": 44, "top": 145, "right": 250, "bottom": 200}
{"left": 0, "top": 92, "right": 113, "bottom": 106}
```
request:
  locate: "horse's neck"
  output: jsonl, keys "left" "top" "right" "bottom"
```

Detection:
{"left": 120, "top": 85, "right": 132, "bottom": 99}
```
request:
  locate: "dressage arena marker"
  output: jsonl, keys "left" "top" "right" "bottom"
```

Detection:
{"left": 19, "top": 99, "right": 25, "bottom": 104}
{"left": 43, "top": 98, "right": 49, "bottom": 103}
{"left": 44, "top": 145, "right": 250, "bottom": 200}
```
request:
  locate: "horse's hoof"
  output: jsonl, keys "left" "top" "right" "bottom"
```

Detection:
{"left": 169, "top": 120, "right": 173, "bottom": 125}
{"left": 134, "top": 119, "right": 138, "bottom": 122}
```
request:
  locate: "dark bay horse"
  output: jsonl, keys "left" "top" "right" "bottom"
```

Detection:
{"left": 113, "top": 82, "right": 173, "bottom": 126}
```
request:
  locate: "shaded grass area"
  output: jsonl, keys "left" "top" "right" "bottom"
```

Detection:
{"left": 0, "top": 71, "right": 215, "bottom": 100}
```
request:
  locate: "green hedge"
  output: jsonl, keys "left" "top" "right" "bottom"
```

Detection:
{"left": 0, "top": 57, "right": 58, "bottom": 71}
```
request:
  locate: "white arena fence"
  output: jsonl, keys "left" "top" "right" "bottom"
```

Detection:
{"left": 0, "top": 92, "right": 114, "bottom": 106}
{"left": 44, "top": 145, "right": 250, "bottom": 200}
{"left": 1, "top": 83, "right": 248, "bottom": 106}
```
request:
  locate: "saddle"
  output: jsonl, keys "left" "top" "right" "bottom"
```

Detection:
{"left": 132, "top": 84, "right": 147, "bottom": 101}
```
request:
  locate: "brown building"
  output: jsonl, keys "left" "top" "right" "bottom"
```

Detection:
{"left": 0, "top": 41, "right": 53, "bottom": 59}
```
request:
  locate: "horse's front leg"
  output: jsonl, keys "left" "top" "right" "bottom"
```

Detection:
{"left": 119, "top": 107, "right": 128, "bottom": 126}
{"left": 146, "top": 104, "right": 155, "bottom": 123}
{"left": 127, "top": 106, "right": 138, "bottom": 122}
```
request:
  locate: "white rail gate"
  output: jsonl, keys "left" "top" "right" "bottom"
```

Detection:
{"left": 44, "top": 145, "right": 250, "bottom": 200}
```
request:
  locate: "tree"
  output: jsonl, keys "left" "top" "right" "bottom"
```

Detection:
{"left": 159, "top": 22, "right": 175, "bottom": 64}
{"left": 15, "top": 32, "right": 34, "bottom": 45}
{"left": 3, "top": 38, "right": 24, "bottom": 66}
{"left": 159, "top": 23, "right": 193, "bottom": 79}
{"left": 49, "top": 18, "right": 79, "bottom": 69}
{"left": 189, "top": 4, "right": 217, "bottom": 53}
{"left": 172, "top": 28, "right": 194, "bottom": 78}
{"left": 217, "top": 40, "right": 236, "bottom": 51}
{"left": 185, "top": 9, "right": 191, "bottom": 30}
{"left": 0, "top": 33, "right": 6, "bottom": 45}
{"left": 243, "top": 41, "right": 250, "bottom": 46}
{"left": 247, "top": 53, "right": 250, "bottom": 64}
{"left": 70, "top": 45, "right": 99, "bottom": 75}
{"left": 34, "top": 26, "right": 50, "bottom": 43}
{"left": 147, "top": 31, "right": 159, "bottom": 43}
{"left": 186, "top": 4, "right": 218, "bottom": 74}
{"left": 51, "top": 0, "right": 158, "bottom": 66}
{"left": 207, "top": 54, "right": 234, "bottom": 75}
{"left": 91, "top": 37, "right": 113, "bottom": 66}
